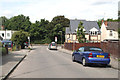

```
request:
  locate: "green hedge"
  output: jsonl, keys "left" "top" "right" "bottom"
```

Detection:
{"left": 0, "top": 47, "right": 8, "bottom": 56}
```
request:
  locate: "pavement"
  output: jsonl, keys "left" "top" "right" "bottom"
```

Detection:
{"left": 58, "top": 47, "right": 120, "bottom": 70}
{"left": 0, "top": 46, "right": 119, "bottom": 79}
{"left": 1, "top": 49, "right": 29, "bottom": 80}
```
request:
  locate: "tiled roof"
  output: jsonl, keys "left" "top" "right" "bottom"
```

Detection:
{"left": 66, "top": 19, "right": 100, "bottom": 34}
{"left": 106, "top": 22, "right": 118, "bottom": 31}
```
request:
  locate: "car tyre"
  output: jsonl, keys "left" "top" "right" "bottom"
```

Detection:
{"left": 72, "top": 55, "right": 75, "bottom": 62}
{"left": 82, "top": 58, "right": 87, "bottom": 66}
{"left": 102, "top": 64, "right": 108, "bottom": 67}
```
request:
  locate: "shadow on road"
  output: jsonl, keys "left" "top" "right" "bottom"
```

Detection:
{"left": 2, "top": 52, "right": 25, "bottom": 66}
{"left": 75, "top": 61, "right": 111, "bottom": 68}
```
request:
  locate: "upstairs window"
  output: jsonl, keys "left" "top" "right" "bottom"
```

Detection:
{"left": 69, "top": 34, "right": 70, "bottom": 38}
{"left": 110, "top": 31, "right": 113, "bottom": 36}
{"left": 2, "top": 33, "right": 4, "bottom": 37}
{"left": 7, "top": 33, "right": 10, "bottom": 37}
{"left": 90, "top": 31, "right": 98, "bottom": 35}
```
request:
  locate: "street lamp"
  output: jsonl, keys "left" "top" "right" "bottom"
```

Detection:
{"left": 59, "top": 31, "right": 62, "bottom": 48}
{"left": 28, "top": 36, "right": 30, "bottom": 47}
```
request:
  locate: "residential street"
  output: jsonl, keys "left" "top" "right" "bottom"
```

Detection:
{"left": 8, "top": 46, "right": 119, "bottom": 78}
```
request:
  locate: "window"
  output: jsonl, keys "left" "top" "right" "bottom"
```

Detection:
{"left": 7, "top": 33, "right": 10, "bottom": 37}
{"left": 89, "top": 47, "right": 103, "bottom": 52}
{"left": 2, "top": 33, "right": 4, "bottom": 37}
{"left": 95, "top": 31, "right": 97, "bottom": 35}
{"left": 110, "top": 31, "right": 113, "bottom": 36}
{"left": 91, "top": 31, "right": 92, "bottom": 35}
{"left": 90, "top": 31, "right": 98, "bottom": 35}
{"left": 78, "top": 47, "right": 84, "bottom": 52}
{"left": 69, "top": 34, "right": 70, "bottom": 38}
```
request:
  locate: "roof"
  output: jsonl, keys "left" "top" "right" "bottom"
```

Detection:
{"left": 106, "top": 22, "right": 118, "bottom": 31}
{"left": 66, "top": 19, "right": 100, "bottom": 34}
{"left": 2, "top": 40, "right": 12, "bottom": 42}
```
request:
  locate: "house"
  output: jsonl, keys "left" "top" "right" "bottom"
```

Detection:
{"left": 100, "top": 21, "right": 118, "bottom": 41}
{"left": 65, "top": 19, "right": 101, "bottom": 43}
{"left": 0, "top": 26, "right": 4, "bottom": 30}
{"left": 0, "top": 36, "right": 3, "bottom": 41}
{"left": 0, "top": 30, "right": 16, "bottom": 41}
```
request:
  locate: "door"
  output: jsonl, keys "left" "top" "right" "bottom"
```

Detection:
{"left": 77, "top": 47, "right": 84, "bottom": 62}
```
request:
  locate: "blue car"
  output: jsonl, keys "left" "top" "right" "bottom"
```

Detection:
{"left": 72, "top": 46, "right": 110, "bottom": 66}
{"left": 1, "top": 40, "right": 13, "bottom": 48}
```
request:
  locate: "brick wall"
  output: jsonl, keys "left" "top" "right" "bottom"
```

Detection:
{"left": 101, "top": 41, "right": 120, "bottom": 58}
{"left": 64, "top": 41, "right": 120, "bottom": 58}
{"left": 64, "top": 42, "right": 100, "bottom": 51}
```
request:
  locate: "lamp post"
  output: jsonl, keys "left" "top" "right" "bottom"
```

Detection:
{"left": 59, "top": 31, "right": 62, "bottom": 48}
{"left": 28, "top": 36, "right": 30, "bottom": 47}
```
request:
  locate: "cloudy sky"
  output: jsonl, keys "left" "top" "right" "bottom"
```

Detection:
{"left": 0, "top": 0, "right": 119, "bottom": 22}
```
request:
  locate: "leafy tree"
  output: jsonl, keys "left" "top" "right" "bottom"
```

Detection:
{"left": 11, "top": 31, "right": 29, "bottom": 49}
{"left": 48, "top": 15, "right": 70, "bottom": 43}
{"left": 51, "top": 15, "right": 70, "bottom": 27}
{"left": 0, "top": 16, "right": 9, "bottom": 29}
{"left": 77, "top": 22, "right": 85, "bottom": 43}
{"left": 97, "top": 19, "right": 104, "bottom": 28}
{"left": 6, "top": 14, "right": 31, "bottom": 32}
{"left": 0, "top": 15, "right": 70, "bottom": 44}
{"left": 29, "top": 19, "right": 49, "bottom": 43}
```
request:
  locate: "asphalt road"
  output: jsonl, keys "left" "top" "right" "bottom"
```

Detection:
{"left": 8, "top": 46, "right": 119, "bottom": 78}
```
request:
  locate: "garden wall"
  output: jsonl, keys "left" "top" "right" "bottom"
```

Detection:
{"left": 64, "top": 41, "right": 120, "bottom": 58}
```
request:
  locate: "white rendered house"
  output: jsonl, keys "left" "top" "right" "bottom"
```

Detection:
{"left": 100, "top": 21, "right": 118, "bottom": 41}
{"left": 0, "top": 30, "right": 16, "bottom": 41}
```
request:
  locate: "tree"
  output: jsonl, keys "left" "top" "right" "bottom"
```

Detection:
{"left": 6, "top": 14, "right": 31, "bottom": 32}
{"left": 0, "top": 16, "right": 9, "bottom": 29}
{"left": 29, "top": 19, "right": 49, "bottom": 43}
{"left": 77, "top": 22, "right": 85, "bottom": 43}
{"left": 47, "top": 15, "right": 70, "bottom": 43}
{"left": 11, "top": 31, "right": 29, "bottom": 49}
{"left": 97, "top": 19, "right": 104, "bottom": 28}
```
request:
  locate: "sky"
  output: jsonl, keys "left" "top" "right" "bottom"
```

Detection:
{"left": 0, "top": 0, "right": 119, "bottom": 22}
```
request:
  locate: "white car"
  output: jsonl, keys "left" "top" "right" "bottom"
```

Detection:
{"left": 48, "top": 42, "right": 57, "bottom": 50}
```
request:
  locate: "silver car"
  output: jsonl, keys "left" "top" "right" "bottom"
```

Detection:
{"left": 48, "top": 42, "right": 57, "bottom": 50}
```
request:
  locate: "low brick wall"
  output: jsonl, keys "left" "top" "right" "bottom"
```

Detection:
{"left": 64, "top": 41, "right": 120, "bottom": 58}
{"left": 101, "top": 41, "right": 120, "bottom": 58}
{"left": 64, "top": 43, "right": 100, "bottom": 51}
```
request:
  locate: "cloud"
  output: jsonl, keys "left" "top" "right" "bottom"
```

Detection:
{"left": 92, "top": 1, "right": 112, "bottom": 5}
{"left": 0, "top": 0, "right": 119, "bottom": 22}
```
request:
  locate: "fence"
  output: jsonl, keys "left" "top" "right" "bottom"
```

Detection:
{"left": 64, "top": 41, "right": 120, "bottom": 58}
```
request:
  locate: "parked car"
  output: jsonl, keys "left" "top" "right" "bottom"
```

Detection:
{"left": 72, "top": 46, "right": 110, "bottom": 66}
{"left": 103, "top": 39, "right": 119, "bottom": 42}
{"left": 24, "top": 42, "right": 28, "bottom": 48}
{"left": 1, "top": 40, "right": 13, "bottom": 50}
{"left": 48, "top": 42, "right": 57, "bottom": 50}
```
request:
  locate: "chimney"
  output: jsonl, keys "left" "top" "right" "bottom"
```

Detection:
{"left": 105, "top": 21, "right": 107, "bottom": 26}
{"left": 101, "top": 19, "right": 104, "bottom": 25}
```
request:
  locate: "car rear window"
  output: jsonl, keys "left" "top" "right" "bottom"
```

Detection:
{"left": 52, "top": 43, "right": 56, "bottom": 46}
{"left": 89, "top": 47, "right": 103, "bottom": 52}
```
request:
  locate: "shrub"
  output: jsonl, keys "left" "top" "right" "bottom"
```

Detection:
{"left": 11, "top": 30, "right": 29, "bottom": 49}
{"left": 2, "top": 47, "right": 7, "bottom": 55}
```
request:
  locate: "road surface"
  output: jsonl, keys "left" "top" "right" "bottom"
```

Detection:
{"left": 8, "top": 46, "right": 119, "bottom": 78}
